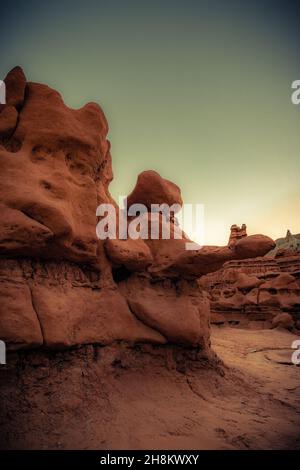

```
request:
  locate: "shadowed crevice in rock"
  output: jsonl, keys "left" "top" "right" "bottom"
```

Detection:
{"left": 28, "top": 285, "right": 45, "bottom": 346}
{"left": 112, "top": 265, "right": 132, "bottom": 283}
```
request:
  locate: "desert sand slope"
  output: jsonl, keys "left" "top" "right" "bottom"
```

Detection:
{"left": 0, "top": 327, "right": 299, "bottom": 450}
{"left": 211, "top": 327, "right": 300, "bottom": 449}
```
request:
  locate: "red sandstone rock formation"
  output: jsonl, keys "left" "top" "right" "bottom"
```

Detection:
{"left": 1, "top": 67, "right": 298, "bottom": 452}
{"left": 200, "top": 243, "right": 300, "bottom": 330}
{"left": 228, "top": 224, "right": 247, "bottom": 247}
{"left": 0, "top": 67, "right": 274, "bottom": 352}
{"left": 271, "top": 312, "right": 295, "bottom": 330}
{"left": 127, "top": 170, "right": 183, "bottom": 210}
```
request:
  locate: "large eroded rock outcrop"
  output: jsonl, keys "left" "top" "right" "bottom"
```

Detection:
{"left": 0, "top": 67, "right": 274, "bottom": 352}
{"left": 200, "top": 243, "right": 300, "bottom": 330}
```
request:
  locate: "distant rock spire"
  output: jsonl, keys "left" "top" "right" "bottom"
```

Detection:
{"left": 228, "top": 224, "right": 247, "bottom": 247}
{"left": 286, "top": 229, "right": 292, "bottom": 240}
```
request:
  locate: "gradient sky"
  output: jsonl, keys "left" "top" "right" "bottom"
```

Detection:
{"left": 1, "top": 0, "right": 299, "bottom": 245}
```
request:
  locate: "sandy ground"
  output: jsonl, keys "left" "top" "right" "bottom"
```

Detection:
{"left": 0, "top": 326, "right": 299, "bottom": 450}
{"left": 210, "top": 326, "right": 300, "bottom": 449}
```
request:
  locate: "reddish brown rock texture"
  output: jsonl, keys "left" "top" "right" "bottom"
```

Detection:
{"left": 200, "top": 232, "right": 300, "bottom": 330}
{"left": 0, "top": 67, "right": 274, "bottom": 352}
{"left": 127, "top": 170, "right": 183, "bottom": 211}
{"left": 228, "top": 224, "right": 247, "bottom": 247}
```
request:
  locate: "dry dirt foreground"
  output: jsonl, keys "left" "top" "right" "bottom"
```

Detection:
{"left": 1, "top": 326, "right": 299, "bottom": 450}
{"left": 211, "top": 326, "right": 300, "bottom": 449}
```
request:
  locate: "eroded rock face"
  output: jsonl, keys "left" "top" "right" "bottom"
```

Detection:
{"left": 127, "top": 170, "right": 183, "bottom": 211}
{"left": 228, "top": 224, "right": 247, "bottom": 248}
{"left": 105, "top": 238, "right": 153, "bottom": 271}
{"left": 0, "top": 68, "right": 113, "bottom": 263}
{"left": 119, "top": 274, "right": 210, "bottom": 347}
{"left": 200, "top": 255, "right": 300, "bottom": 329}
{"left": 0, "top": 258, "right": 165, "bottom": 350}
{"left": 146, "top": 234, "right": 275, "bottom": 279}
{"left": 271, "top": 313, "right": 294, "bottom": 330}
{"left": 0, "top": 67, "right": 275, "bottom": 351}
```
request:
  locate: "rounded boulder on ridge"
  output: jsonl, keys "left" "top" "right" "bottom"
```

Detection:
{"left": 127, "top": 170, "right": 183, "bottom": 212}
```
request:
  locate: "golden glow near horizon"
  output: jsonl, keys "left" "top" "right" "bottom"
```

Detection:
{"left": 1, "top": 1, "right": 299, "bottom": 246}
